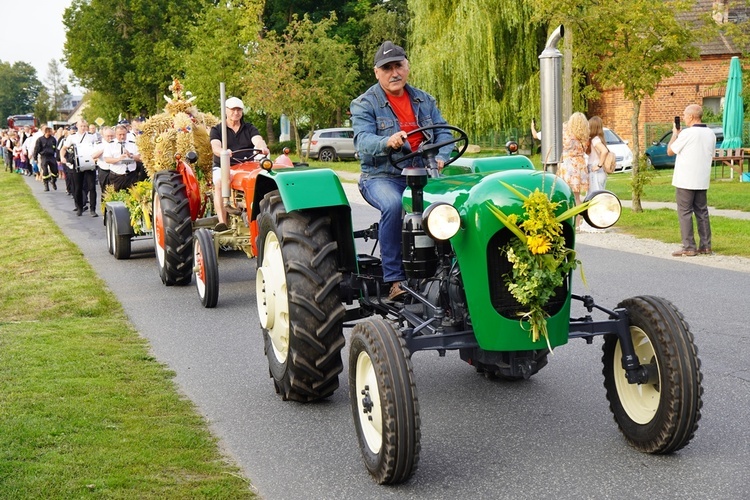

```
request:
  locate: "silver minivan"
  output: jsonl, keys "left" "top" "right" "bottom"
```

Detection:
{"left": 300, "top": 127, "right": 356, "bottom": 161}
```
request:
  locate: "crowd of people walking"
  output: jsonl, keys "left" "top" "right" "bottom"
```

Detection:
{"left": 1, "top": 118, "right": 143, "bottom": 217}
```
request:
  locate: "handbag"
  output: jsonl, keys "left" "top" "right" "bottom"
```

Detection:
{"left": 600, "top": 147, "right": 617, "bottom": 174}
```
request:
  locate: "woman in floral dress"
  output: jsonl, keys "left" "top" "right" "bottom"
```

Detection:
{"left": 558, "top": 112, "right": 589, "bottom": 229}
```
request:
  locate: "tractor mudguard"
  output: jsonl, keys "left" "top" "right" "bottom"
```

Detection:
{"left": 445, "top": 155, "right": 535, "bottom": 175}
{"left": 256, "top": 167, "right": 350, "bottom": 212}
{"left": 106, "top": 201, "right": 136, "bottom": 237}
{"left": 252, "top": 168, "right": 358, "bottom": 272}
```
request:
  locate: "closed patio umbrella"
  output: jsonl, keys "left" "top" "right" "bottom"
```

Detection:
{"left": 721, "top": 56, "right": 743, "bottom": 149}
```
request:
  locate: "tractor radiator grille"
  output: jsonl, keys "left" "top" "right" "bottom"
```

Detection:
{"left": 486, "top": 228, "right": 571, "bottom": 318}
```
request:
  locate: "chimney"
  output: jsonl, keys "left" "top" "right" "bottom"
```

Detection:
{"left": 713, "top": 0, "right": 729, "bottom": 24}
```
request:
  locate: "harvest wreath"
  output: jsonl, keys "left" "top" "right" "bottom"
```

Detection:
{"left": 487, "top": 180, "right": 589, "bottom": 346}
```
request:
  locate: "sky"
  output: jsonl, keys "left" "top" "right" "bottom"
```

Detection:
{"left": 0, "top": 0, "right": 84, "bottom": 94}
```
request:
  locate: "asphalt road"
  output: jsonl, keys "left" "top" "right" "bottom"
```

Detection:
{"left": 26, "top": 174, "right": 750, "bottom": 499}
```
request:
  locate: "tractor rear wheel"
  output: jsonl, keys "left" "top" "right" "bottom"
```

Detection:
{"left": 194, "top": 228, "right": 218, "bottom": 308}
{"left": 602, "top": 296, "right": 703, "bottom": 454}
{"left": 349, "top": 318, "right": 420, "bottom": 484}
{"left": 152, "top": 171, "right": 192, "bottom": 286}
{"left": 255, "top": 190, "right": 345, "bottom": 402}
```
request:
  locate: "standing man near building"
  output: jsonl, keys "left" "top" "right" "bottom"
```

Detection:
{"left": 32, "top": 127, "right": 59, "bottom": 191}
{"left": 60, "top": 119, "right": 99, "bottom": 216}
{"left": 667, "top": 103, "right": 716, "bottom": 257}
{"left": 103, "top": 124, "right": 141, "bottom": 192}
{"left": 209, "top": 96, "right": 269, "bottom": 232}
{"left": 350, "top": 40, "right": 454, "bottom": 300}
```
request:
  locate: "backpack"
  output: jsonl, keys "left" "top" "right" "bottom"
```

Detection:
{"left": 601, "top": 148, "right": 616, "bottom": 174}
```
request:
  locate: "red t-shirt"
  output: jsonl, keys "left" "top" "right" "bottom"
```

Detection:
{"left": 386, "top": 91, "right": 423, "bottom": 152}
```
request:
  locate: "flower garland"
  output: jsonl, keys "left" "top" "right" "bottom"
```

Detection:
{"left": 487, "top": 180, "right": 589, "bottom": 347}
{"left": 102, "top": 180, "right": 153, "bottom": 234}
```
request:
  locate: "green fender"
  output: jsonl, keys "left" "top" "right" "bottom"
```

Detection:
{"left": 253, "top": 167, "right": 358, "bottom": 272}
{"left": 256, "top": 167, "right": 350, "bottom": 212}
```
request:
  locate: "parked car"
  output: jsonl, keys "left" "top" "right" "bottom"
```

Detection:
{"left": 300, "top": 127, "right": 356, "bottom": 162}
{"left": 603, "top": 128, "right": 634, "bottom": 172}
{"left": 645, "top": 126, "right": 723, "bottom": 169}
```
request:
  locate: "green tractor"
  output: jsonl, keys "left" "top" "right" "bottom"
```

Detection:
{"left": 252, "top": 123, "right": 702, "bottom": 484}
{"left": 252, "top": 26, "right": 701, "bottom": 484}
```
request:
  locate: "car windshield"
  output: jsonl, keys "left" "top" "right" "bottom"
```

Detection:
{"left": 604, "top": 129, "right": 625, "bottom": 144}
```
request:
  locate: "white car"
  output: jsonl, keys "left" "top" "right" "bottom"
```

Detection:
{"left": 603, "top": 128, "right": 634, "bottom": 172}
{"left": 300, "top": 127, "right": 356, "bottom": 162}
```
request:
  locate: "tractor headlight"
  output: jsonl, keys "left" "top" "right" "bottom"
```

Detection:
{"left": 423, "top": 202, "right": 461, "bottom": 241}
{"left": 582, "top": 190, "right": 621, "bottom": 229}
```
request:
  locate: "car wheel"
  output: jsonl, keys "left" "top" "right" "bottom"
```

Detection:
{"left": 318, "top": 147, "right": 336, "bottom": 162}
{"left": 646, "top": 156, "right": 654, "bottom": 168}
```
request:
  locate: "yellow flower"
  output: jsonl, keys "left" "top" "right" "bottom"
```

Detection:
{"left": 527, "top": 234, "right": 552, "bottom": 255}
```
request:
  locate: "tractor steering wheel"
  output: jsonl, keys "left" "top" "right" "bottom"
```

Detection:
{"left": 230, "top": 148, "right": 266, "bottom": 165}
{"left": 387, "top": 124, "right": 468, "bottom": 170}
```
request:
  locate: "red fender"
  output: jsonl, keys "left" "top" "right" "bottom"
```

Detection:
{"left": 176, "top": 157, "right": 202, "bottom": 221}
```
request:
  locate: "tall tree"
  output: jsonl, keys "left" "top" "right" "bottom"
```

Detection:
{"left": 243, "top": 13, "right": 359, "bottom": 158}
{"left": 63, "top": 0, "right": 205, "bottom": 116}
{"left": 533, "top": 0, "right": 696, "bottom": 211}
{"left": 182, "top": 0, "right": 265, "bottom": 116}
{"left": 0, "top": 61, "right": 42, "bottom": 120}
{"left": 408, "top": 0, "right": 549, "bottom": 138}
{"left": 33, "top": 87, "right": 56, "bottom": 125}
{"left": 44, "top": 59, "right": 70, "bottom": 121}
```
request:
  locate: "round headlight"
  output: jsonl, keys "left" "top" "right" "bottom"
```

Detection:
{"left": 582, "top": 190, "right": 621, "bottom": 229}
{"left": 423, "top": 202, "right": 461, "bottom": 241}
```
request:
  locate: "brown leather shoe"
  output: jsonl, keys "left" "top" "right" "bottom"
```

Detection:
{"left": 698, "top": 248, "right": 713, "bottom": 255}
{"left": 672, "top": 248, "right": 697, "bottom": 257}
{"left": 387, "top": 282, "right": 407, "bottom": 301}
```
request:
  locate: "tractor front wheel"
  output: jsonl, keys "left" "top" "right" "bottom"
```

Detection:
{"left": 349, "top": 318, "right": 420, "bottom": 484}
{"left": 255, "top": 190, "right": 345, "bottom": 402}
{"left": 193, "top": 228, "right": 218, "bottom": 308}
{"left": 152, "top": 171, "right": 192, "bottom": 286}
{"left": 602, "top": 296, "right": 703, "bottom": 454}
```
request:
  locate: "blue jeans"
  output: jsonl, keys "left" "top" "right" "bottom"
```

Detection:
{"left": 359, "top": 175, "right": 407, "bottom": 283}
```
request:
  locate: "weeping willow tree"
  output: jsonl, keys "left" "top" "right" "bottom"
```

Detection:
{"left": 407, "top": 0, "right": 549, "bottom": 137}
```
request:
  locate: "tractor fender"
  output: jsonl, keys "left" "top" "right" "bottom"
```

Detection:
{"left": 105, "top": 201, "right": 136, "bottom": 237}
{"left": 251, "top": 168, "right": 358, "bottom": 272}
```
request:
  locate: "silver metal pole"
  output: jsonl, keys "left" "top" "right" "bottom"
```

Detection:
{"left": 219, "top": 83, "right": 230, "bottom": 201}
{"left": 539, "top": 25, "right": 564, "bottom": 173}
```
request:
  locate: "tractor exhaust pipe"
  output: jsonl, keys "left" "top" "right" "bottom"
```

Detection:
{"left": 219, "top": 82, "right": 231, "bottom": 203}
{"left": 539, "top": 25, "right": 564, "bottom": 172}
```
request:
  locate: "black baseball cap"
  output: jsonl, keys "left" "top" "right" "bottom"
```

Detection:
{"left": 374, "top": 41, "right": 406, "bottom": 68}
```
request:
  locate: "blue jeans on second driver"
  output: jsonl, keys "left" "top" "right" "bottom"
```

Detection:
{"left": 359, "top": 174, "right": 407, "bottom": 283}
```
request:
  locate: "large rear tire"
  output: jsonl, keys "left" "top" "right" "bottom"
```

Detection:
{"left": 152, "top": 171, "right": 192, "bottom": 286}
{"left": 602, "top": 296, "right": 703, "bottom": 454}
{"left": 194, "top": 228, "right": 218, "bottom": 308}
{"left": 349, "top": 318, "right": 420, "bottom": 484}
{"left": 255, "top": 190, "right": 345, "bottom": 402}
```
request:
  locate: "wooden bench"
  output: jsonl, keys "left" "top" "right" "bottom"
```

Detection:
{"left": 713, "top": 148, "right": 747, "bottom": 180}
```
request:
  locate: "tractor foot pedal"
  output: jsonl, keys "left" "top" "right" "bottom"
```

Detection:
{"left": 224, "top": 204, "right": 242, "bottom": 215}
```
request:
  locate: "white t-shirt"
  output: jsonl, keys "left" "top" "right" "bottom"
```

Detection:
{"left": 63, "top": 132, "right": 99, "bottom": 163}
{"left": 670, "top": 125, "right": 716, "bottom": 190}
{"left": 103, "top": 140, "right": 139, "bottom": 175}
{"left": 588, "top": 136, "right": 603, "bottom": 167}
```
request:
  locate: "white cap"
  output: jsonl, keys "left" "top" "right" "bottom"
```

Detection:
{"left": 225, "top": 97, "right": 244, "bottom": 109}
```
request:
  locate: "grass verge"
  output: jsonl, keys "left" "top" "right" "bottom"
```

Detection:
{"left": 0, "top": 172, "right": 254, "bottom": 498}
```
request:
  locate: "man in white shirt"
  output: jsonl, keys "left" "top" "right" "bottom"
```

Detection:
{"left": 667, "top": 103, "right": 716, "bottom": 257}
{"left": 103, "top": 124, "right": 141, "bottom": 191}
{"left": 92, "top": 126, "right": 115, "bottom": 201}
{"left": 61, "top": 119, "right": 99, "bottom": 216}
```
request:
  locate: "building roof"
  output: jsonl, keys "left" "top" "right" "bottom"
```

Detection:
{"left": 681, "top": 0, "right": 750, "bottom": 56}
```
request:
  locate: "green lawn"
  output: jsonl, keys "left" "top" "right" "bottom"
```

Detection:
{"left": 0, "top": 172, "right": 255, "bottom": 498}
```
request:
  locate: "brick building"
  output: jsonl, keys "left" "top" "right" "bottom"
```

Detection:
{"left": 588, "top": 0, "right": 748, "bottom": 148}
